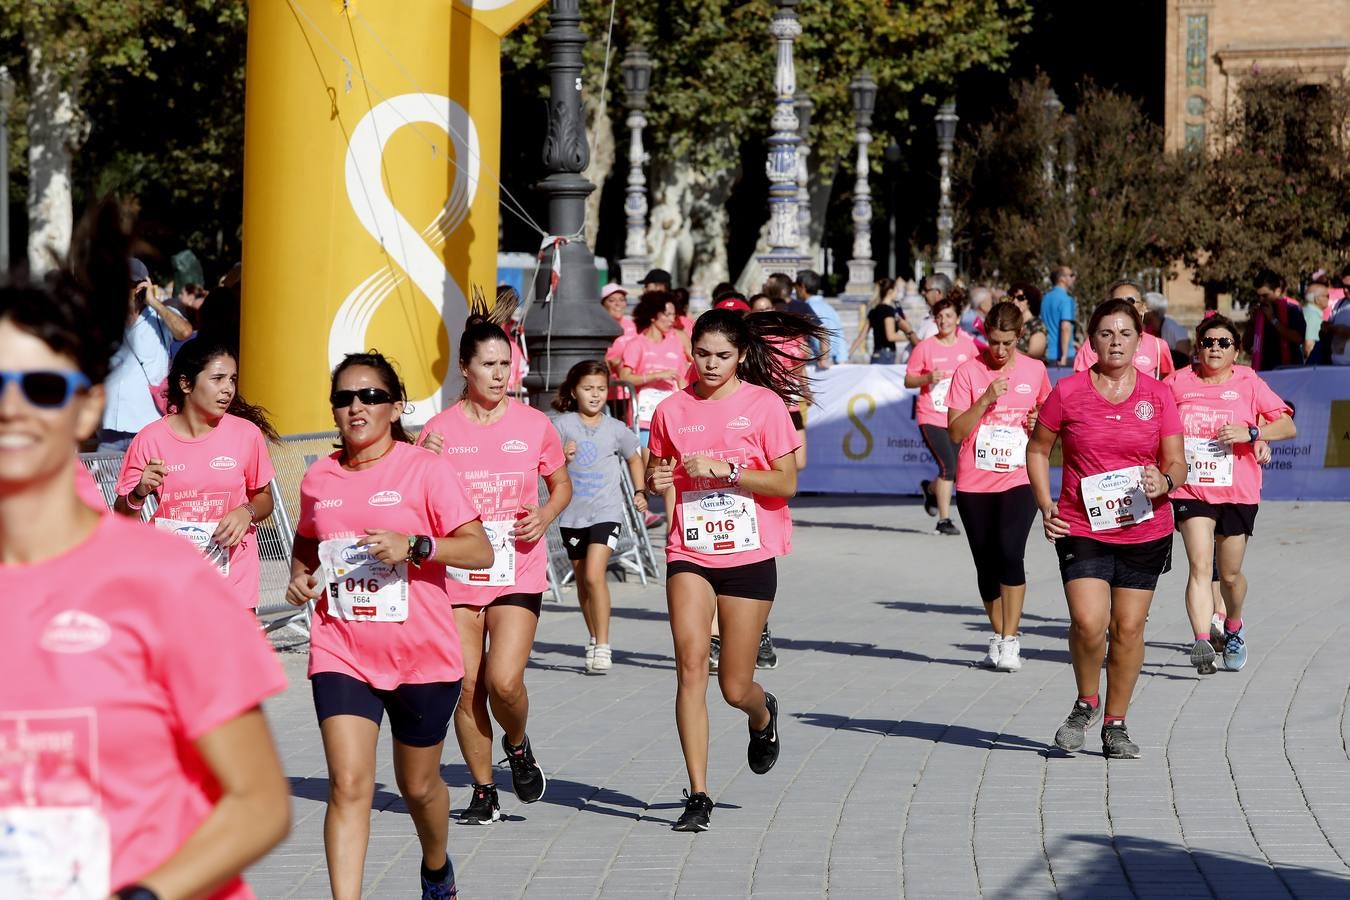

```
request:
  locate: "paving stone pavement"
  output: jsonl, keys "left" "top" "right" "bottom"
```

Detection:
{"left": 248, "top": 497, "right": 1350, "bottom": 899}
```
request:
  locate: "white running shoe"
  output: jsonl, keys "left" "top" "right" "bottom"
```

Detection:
{"left": 978, "top": 636, "right": 1001, "bottom": 669}
{"left": 590, "top": 644, "right": 612, "bottom": 674}
{"left": 996, "top": 636, "right": 1022, "bottom": 672}
{"left": 584, "top": 637, "right": 596, "bottom": 671}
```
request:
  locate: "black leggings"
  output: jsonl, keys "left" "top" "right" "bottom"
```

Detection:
{"left": 919, "top": 424, "right": 958, "bottom": 481}
{"left": 955, "top": 484, "right": 1038, "bottom": 602}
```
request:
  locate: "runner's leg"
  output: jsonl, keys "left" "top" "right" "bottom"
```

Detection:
{"left": 669, "top": 571, "right": 717, "bottom": 793}
{"left": 1104, "top": 587, "right": 1155, "bottom": 719}
{"left": 392, "top": 740, "right": 451, "bottom": 873}
{"left": 483, "top": 602, "right": 541, "bottom": 746}
{"left": 581, "top": 541, "right": 614, "bottom": 645}
{"left": 715, "top": 594, "right": 773, "bottom": 732}
{"left": 572, "top": 559, "right": 596, "bottom": 640}
{"left": 320, "top": 715, "right": 381, "bottom": 900}
{"left": 1064, "top": 578, "right": 1112, "bottom": 699}
{"left": 1179, "top": 517, "right": 1218, "bottom": 637}
{"left": 1215, "top": 533, "right": 1250, "bottom": 623}
{"left": 452, "top": 607, "right": 494, "bottom": 785}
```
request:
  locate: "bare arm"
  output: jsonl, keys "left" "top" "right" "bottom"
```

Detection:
{"left": 129, "top": 709, "right": 290, "bottom": 899}
{"left": 431, "top": 518, "right": 494, "bottom": 570}
{"left": 1026, "top": 330, "right": 1047, "bottom": 360}
{"left": 1057, "top": 320, "right": 1073, "bottom": 364}
{"left": 147, "top": 294, "right": 195, "bottom": 341}
{"left": 625, "top": 452, "right": 649, "bottom": 513}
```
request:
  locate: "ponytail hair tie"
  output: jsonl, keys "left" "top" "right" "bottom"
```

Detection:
{"left": 1202, "top": 310, "right": 1218, "bottom": 319}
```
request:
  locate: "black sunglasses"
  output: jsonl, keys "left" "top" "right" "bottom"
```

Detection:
{"left": 1199, "top": 337, "right": 1235, "bottom": 349}
{"left": 330, "top": 387, "right": 396, "bottom": 408}
{"left": 0, "top": 370, "right": 91, "bottom": 409}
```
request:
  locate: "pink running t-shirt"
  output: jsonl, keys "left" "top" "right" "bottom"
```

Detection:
{"left": 1037, "top": 370, "right": 1183, "bottom": 543}
{"left": 906, "top": 333, "right": 979, "bottom": 428}
{"left": 947, "top": 352, "right": 1052, "bottom": 494}
{"left": 116, "top": 415, "right": 275, "bottom": 607}
{"left": 1165, "top": 365, "right": 1291, "bottom": 505}
{"left": 298, "top": 441, "right": 478, "bottom": 688}
{"left": 648, "top": 381, "right": 801, "bottom": 569}
{"left": 1073, "top": 333, "right": 1175, "bottom": 379}
{"left": 419, "top": 400, "right": 567, "bottom": 606}
{"left": 621, "top": 330, "right": 689, "bottom": 426}
{"left": 1, "top": 514, "right": 285, "bottom": 897}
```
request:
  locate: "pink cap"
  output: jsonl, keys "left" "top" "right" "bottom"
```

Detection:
{"left": 715, "top": 297, "right": 751, "bottom": 312}
{"left": 601, "top": 283, "right": 628, "bottom": 301}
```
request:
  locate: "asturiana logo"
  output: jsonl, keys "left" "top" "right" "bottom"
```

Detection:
{"left": 1133, "top": 400, "right": 1155, "bottom": 421}
{"left": 209, "top": 456, "right": 237, "bottom": 470}
{"left": 1221, "top": 390, "right": 1240, "bottom": 401}
{"left": 1098, "top": 472, "right": 1133, "bottom": 492}
{"left": 501, "top": 440, "right": 528, "bottom": 453}
{"left": 699, "top": 493, "right": 737, "bottom": 512}
{"left": 40, "top": 610, "right": 112, "bottom": 654}
{"left": 727, "top": 416, "right": 752, "bottom": 430}
{"left": 341, "top": 545, "right": 372, "bottom": 566}
{"left": 1014, "top": 383, "right": 1033, "bottom": 394}
{"left": 368, "top": 490, "right": 402, "bottom": 507}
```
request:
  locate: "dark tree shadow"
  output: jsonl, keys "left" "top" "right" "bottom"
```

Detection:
{"left": 878, "top": 599, "right": 1059, "bottom": 622}
{"left": 793, "top": 518, "right": 930, "bottom": 536}
{"left": 793, "top": 712, "right": 1051, "bottom": 754}
{"left": 528, "top": 639, "right": 674, "bottom": 671}
{"left": 770, "top": 636, "right": 970, "bottom": 667}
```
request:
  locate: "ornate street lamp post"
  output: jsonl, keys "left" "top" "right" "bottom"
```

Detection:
{"left": 933, "top": 100, "right": 958, "bottom": 279}
{"left": 524, "top": 0, "right": 619, "bottom": 409}
{"left": 617, "top": 46, "right": 653, "bottom": 288}
{"left": 794, "top": 89, "right": 813, "bottom": 261}
{"left": 844, "top": 69, "right": 877, "bottom": 299}
{"left": 756, "top": 0, "right": 810, "bottom": 279}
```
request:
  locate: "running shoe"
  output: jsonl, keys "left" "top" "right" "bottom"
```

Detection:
{"left": 1190, "top": 638, "right": 1217, "bottom": 675}
{"left": 672, "top": 790, "right": 713, "bottom": 832}
{"left": 996, "top": 636, "right": 1022, "bottom": 672}
{"left": 1209, "top": 615, "right": 1226, "bottom": 653}
{"left": 459, "top": 783, "right": 501, "bottom": 824}
{"left": 1053, "top": 699, "right": 1101, "bottom": 752}
{"left": 584, "top": 636, "right": 596, "bottom": 671}
{"left": 977, "top": 636, "right": 1001, "bottom": 669}
{"left": 500, "top": 734, "right": 547, "bottom": 803}
{"left": 420, "top": 868, "right": 457, "bottom": 899}
{"left": 935, "top": 518, "right": 961, "bottom": 536}
{"left": 589, "top": 644, "right": 612, "bottom": 674}
{"left": 756, "top": 627, "right": 779, "bottom": 670}
{"left": 1101, "top": 722, "right": 1141, "bottom": 759}
{"left": 747, "top": 692, "right": 780, "bottom": 775}
{"left": 921, "top": 479, "right": 937, "bottom": 517}
{"left": 709, "top": 636, "right": 721, "bottom": 674}
{"left": 1222, "top": 628, "right": 1247, "bottom": 671}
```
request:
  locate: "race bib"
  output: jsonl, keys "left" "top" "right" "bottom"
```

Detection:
{"left": 680, "top": 487, "right": 761, "bottom": 555}
{"left": 154, "top": 517, "right": 229, "bottom": 576}
{"left": 1080, "top": 465, "right": 1154, "bottom": 532}
{"left": 0, "top": 806, "right": 110, "bottom": 899}
{"left": 447, "top": 518, "right": 516, "bottom": 586}
{"left": 318, "top": 538, "right": 408, "bottom": 622}
{"left": 636, "top": 388, "right": 673, "bottom": 424}
{"left": 975, "top": 423, "right": 1028, "bottom": 472}
{"left": 929, "top": 377, "right": 952, "bottom": 413}
{"left": 1184, "top": 436, "right": 1234, "bottom": 487}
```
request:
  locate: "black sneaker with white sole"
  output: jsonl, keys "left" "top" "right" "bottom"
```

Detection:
{"left": 747, "top": 692, "right": 780, "bottom": 774}
{"left": 458, "top": 783, "right": 500, "bottom": 824}
{"left": 1101, "top": 722, "right": 1141, "bottom": 759}
{"left": 672, "top": 790, "right": 713, "bottom": 832}
{"left": 500, "top": 734, "right": 547, "bottom": 803}
{"left": 921, "top": 479, "right": 937, "bottom": 516}
{"left": 936, "top": 518, "right": 961, "bottom": 536}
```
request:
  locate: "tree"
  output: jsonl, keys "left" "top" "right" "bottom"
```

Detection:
{"left": 1171, "top": 70, "right": 1350, "bottom": 299}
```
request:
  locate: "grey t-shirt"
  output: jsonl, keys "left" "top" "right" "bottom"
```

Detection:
{"left": 553, "top": 412, "right": 641, "bottom": 529}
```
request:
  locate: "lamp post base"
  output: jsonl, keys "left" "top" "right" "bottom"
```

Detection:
{"left": 845, "top": 258, "right": 876, "bottom": 298}
{"left": 757, "top": 249, "right": 812, "bottom": 281}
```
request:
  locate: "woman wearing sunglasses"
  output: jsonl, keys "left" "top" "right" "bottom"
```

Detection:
{"left": 418, "top": 318, "right": 571, "bottom": 825}
{"left": 113, "top": 337, "right": 279, "bottom": 608}
{"left": 1008, "top": 282, "right": 1048, "bottom": 361}
{"left": 1, "top": 218, "right": 289, "bottom": 898}
{"left": 285, "top": 351, "right": 492, "bottom": 900}
{"left": 1164, "top": 314, "right": 1294, "bottom": 674}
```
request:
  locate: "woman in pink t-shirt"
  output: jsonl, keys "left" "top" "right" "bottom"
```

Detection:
{"left": 1165, "top": 314, "right": 1295, "bottom": 675}
{"left": 905, "top": 298, "right": 979, "bottom": 535}
{"left": 285, "top": 350, "right": 492, "bottom": 899}
{"left": 113, "top": 337, "right": 278, "bottom": 608}
{"left": 418, "top": 318, "right": 571, "bottom": 825}
{"left": 620, "top": 291, "right": 692, "bottom": 449}
{"left": 646, "top": 308, "right": 826, "bottom": 833}
{"left": 1072, "top": 282, "right": 1175, "bottom": 379}
{"left": 2, "top": 239, "right": 289, "bottom": 898}
{"left": 1028, "top": 298, "right": 1187, "bottom": 760}
{"left": 947, "top": 302, "right": 1052, "bottom": 673}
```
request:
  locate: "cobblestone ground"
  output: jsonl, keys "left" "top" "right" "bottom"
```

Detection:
{"left": 248, "top": 498, "right": 1350, "bottom": 899}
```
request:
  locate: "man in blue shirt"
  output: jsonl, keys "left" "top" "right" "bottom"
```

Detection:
{"left": 794, "top": 270, "right": 845, "bottom": 368}
{"left": 1041, "top": 265, "right": 1078, "bottom": 366}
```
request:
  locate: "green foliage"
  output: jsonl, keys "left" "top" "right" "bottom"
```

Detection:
{"left": 1171, "top": 71, "right": 1350, "bottom": 298}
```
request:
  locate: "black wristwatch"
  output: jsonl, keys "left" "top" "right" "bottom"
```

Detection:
{"left": 1163, "top": 472, "right": 1175, "bottom": 493}
{"left": 1248, "top": 425, "right": 1261, "bottom": 443}
{"left": 407, "top": 534, "right": 434, "bottom": 567}
{"left": 115, "top": 887, "right": 160, "bottom": 900}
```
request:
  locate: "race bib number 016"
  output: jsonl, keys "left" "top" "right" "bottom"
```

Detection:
{"left": 1184, "top": 436, "right": 1234, "bottom": 487}
{"left": 975, "top": 423, "right": 1028, "bottom": 472}
{"left": 929, "top": 378, "right": 952, "bottom": 413}
{"left": 1080, "top": 465, "right": 1154, "bottom": 532}
{"left": 448, "top": 518, "right": 516, "bottom": 586}
{"left": 155, "top": 517, "right": 229, "bottom": 576}
{"left": 681, "top": 487, "right": 761, "bottom": 555}
{"left": 318, "top": 538, "right": 408, "bottom": 622}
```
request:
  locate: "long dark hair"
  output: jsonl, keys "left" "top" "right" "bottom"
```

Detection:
{"left": 330, "top": 350, "right": 411, "bottom": 447}
{"left": 551, "top": 360, "right": 609, "bottom": 413}
{"left": 693, "top": 308, "right": 826, "bottom": 405}
{"left": 168, "top": 337, "right": 280, "bottom": 442}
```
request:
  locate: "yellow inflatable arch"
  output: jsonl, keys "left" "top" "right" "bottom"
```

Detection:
{"left": 240, "top": 0, "right": 545, "bottom": 432}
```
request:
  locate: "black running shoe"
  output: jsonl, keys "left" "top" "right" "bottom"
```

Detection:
{"left": 756, "top": 627, "right": 779, "bottom": 670}
{"left": 672, "top": 790, "right": 713, "bottom": 832}
{"left": 936, "top": 518, "right": 961, "bottom": 536}
{"left": 747, "top": 692, "right": 781, "bottom": 774}
{"left": 921, "top": 479, "right": 937, "bottom": 516}
{"left": 458, "top": 783, "right": 500, "bottom": 824}
{"left": 1053, "top": 699, "right": 1101, "bottom": 752}
{"left": 1101, "top": 722, "right": 1141, "bottom": 759}
{"left": 500, "top": 734, "right": 547, "bottom": 803}
{"left": 420, "top": 867, "right": 457, "bottom": 899}
{"left": 709, "top": 636, "right": 721, "bottom": 674}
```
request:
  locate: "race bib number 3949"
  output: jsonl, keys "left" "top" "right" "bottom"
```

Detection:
{"left": 680, "top": 487, "right": 761, "bottom": 555}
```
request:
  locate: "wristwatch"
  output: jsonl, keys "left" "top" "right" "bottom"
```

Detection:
{"left": 407, "top": 534, "right": 434, "bottom": 567}
{"left": 725, "top": 461, "right": 742, "bottom": 487}
{"left": 1163, "top": 472, "right": 1175, "bottom": 493}
{"left": 1248, "top": 425, "right": 1261, "bottom": 443}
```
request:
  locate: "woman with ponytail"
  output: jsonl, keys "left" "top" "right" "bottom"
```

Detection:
{"left": 645, "top": 308, "right": 825, "bottom": 833}
{"left": 113, "top": 337, "right": 279, "bottom": 609}
{"left": 2, "top": 202, "right": 289, "bottom": 898}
